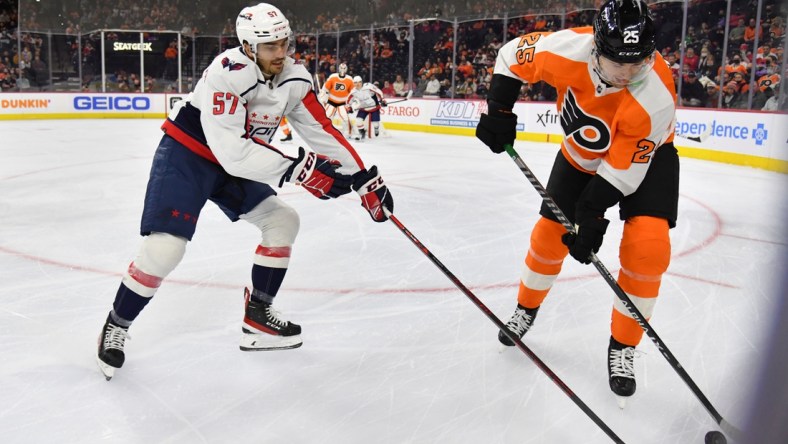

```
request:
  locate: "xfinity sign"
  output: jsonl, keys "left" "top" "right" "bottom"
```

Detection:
{"left": 113, "top": 42, "right": 153, "bottom": 51}
{"left": 73, "top": 96, "right": 151, "bottom": 111}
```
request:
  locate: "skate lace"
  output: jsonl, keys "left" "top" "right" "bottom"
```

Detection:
{"left": 506, "top": 308, "right": 534, "bottom": 335}
{"left": 265, "top": 306, "right": 288, "bottom": 327}
{"left": 103, "top": 324, "right": 130, "bottom": 350}
{"left": 609, "top": 347, "right": 636, "bottom": 379}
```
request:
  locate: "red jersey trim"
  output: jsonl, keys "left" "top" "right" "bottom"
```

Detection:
{"left": 162, "top": 119, "right": 220, "bottom": 164}
{"left": 302, "top": 92, "right": 365, "bottom": 169}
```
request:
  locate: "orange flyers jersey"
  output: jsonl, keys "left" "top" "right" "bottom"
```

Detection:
{"left": 495, "top": 27, "right": 676, "bottom": 196}
{"left": 322, "top": 74, "right": 355, "bottom": 103}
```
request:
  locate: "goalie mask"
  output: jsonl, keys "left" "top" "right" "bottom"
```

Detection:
{"left": 338, "top": 63, "right": 348, "bottom": 76}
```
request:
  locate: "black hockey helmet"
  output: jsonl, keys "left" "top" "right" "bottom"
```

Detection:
{"left": 593, "top": 0, "right": 656, "bottom": 63}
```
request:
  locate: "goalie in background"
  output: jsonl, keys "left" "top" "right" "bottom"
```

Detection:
{"left": 346, "top": 76, "right": 386, "bottom": 140}
{"left": 320, "top": 63, "right": 355, "bottom": 139}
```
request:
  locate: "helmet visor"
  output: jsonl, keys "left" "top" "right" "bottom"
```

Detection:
{"left": 592, "top": 49, "right": 655, "bottom": 87}
{"left": 254, "top": 36, "right": 295, "bottom": 57}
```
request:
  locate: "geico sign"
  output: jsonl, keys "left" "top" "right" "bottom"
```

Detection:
{"left": 382, "top": 105, "right": 419, "bottom": 117}
{"left": 113, "top": 42, "right": 153, "bottom": 51}
{"left": 73, "top": 96, "right": 152, "bottom": 111}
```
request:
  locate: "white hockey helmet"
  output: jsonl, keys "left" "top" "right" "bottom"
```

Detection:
{"left": 236, "top": 3, "right": 292, "bottom": 54}
{"left": 338, "top": 63, "right": 348, "bottom": 76}
{"left": 352, "top": 75, "right": 363, "bottom": 84}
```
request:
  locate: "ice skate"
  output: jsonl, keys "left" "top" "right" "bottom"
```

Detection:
{"left": 608, "top": 336, "right": 636, "bottom": 408}
{"left": 96, "top": 314, "right": 130, "bottom": 381}
{"left": 279, "top": 133, "right": 293, "bottom": 142}
{"left": 240, "top": 288, "right": 302, "bottom": 351}
{"left": 498, "top": 304, "right": 540, "bottom": 348}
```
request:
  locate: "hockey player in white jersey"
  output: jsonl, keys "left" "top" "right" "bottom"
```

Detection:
{"left": 346, "top": 76, "right": 387, "bottom": 140}
{"left": 96, "top": 3, "right": 394, "bottom": 381}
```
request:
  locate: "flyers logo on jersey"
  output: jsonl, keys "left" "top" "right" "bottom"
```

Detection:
{"left": 560, "top": 89, "right": 611, "bottom": 152}
{"left": 221, "top": 57, "right": 246, "bottom": 71}
{"left": 333, "top": 84, "right": 348, "bottom": 91}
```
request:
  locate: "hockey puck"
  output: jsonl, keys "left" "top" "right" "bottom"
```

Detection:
{"left": 704, "top": 431, "right": 727, "bottom": 444}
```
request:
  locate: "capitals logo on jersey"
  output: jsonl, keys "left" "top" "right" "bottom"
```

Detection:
{"left": 239, "top": 12, "right": 253, "bottom": 21}
{"left": 222, "top": 57, "right": 247, "bottom": 71}
{"left": 560, "top": 88, "right": 611, "bottom": 152}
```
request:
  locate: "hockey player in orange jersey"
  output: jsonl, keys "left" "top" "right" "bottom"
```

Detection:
{"left": 321, "top": 63, "right": 356, "bottom": 138}
{"left": 476, "top": 0, "right": 678, "bottom": 407}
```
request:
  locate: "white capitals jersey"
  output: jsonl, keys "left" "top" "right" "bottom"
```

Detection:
{"left": 347, "top": 83, "right": 384, "bottom": 112}
{"left": 163, "top": 47, "right": 366, "bottom": 185}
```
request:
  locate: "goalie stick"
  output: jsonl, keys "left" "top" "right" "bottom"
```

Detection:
{"left": 385, "top": 210, "right": 625, "bottom": 443}
{"left": 503, "top": 144, "right": 742, "bottom": 443}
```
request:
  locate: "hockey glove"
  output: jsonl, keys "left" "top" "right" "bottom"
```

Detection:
{"left": 280, "top": 147, "right": 353, "bottom": 200}
{"left": 476, "top": 101, "right": 517, "bottom": 154}
{"left": 561, "top": 217, "right": 609, "bottom": 264}
{"left": 352, "top": 166, "right": 393, "bottom": 222}
{"left": 561, "top": 174, "right": 622, "bottom": 264}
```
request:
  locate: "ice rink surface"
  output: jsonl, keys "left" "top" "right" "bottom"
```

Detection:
{"left": 1, "top": 119, "right": 786, "bottom": 443}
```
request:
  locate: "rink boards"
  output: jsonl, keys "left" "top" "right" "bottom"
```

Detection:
{"left": 1, "top": 92, "right": 786, "bottom": 173}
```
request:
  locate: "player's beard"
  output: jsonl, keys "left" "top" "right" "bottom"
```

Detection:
{"left": 258, "top": 57, "right": 286, "bottom": 77}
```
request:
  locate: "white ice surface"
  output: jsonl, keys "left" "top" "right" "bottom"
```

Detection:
{"left": 1, "top": 119, "right": 786, "bottom": 443}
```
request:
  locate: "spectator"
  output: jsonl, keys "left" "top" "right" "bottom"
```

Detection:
{"left": 392, "top": 74, "right": 406, "bottom": 96}
{"left": 414, "top": 73, "right": 428, "bottom": 97}
{"left": 724, "top": 55, "right": 748, "bottom": 82}
{"left": 722, "top": 81, "right": 746, "bottom": 109}
{"left": 697, "top": 51, "right": 719, "bottom": 82}
{"left": 381, "top": 80, "right": 395, "bottom": 97}
{"left": 704, "top": 82, "right": 720, "bottom": 108}
{"left": 681, "top": 71, "right": 706, "bottom": 107}
{"left": 752, "top": 77, "right": 776, "bottom": 110}
{"left": 162, "top": 40, "right": 178, "bottom": 80}
{"left": 761, "top": 84, "right": 779, "bottom": 111}
{"left": 424, "top": 75, "right": 441, "bottom": 96}
{"left": 729, "top": 18, "right": 746, "bottom": 46}
{"left": 682, "top": 47, "right": 699, "bottom": 72}
{"left": 28, "top": 53, "right": 48, "bottom": 90}
{"left": 743, "top": 18, "right": 762, "bottom": 45}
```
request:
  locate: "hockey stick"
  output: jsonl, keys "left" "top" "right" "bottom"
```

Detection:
{"left": 385, "top": 90, "right": 413, "bottom": 105}
{"left": 675, "top": 127, "right": 712, "bottom": 143}
{"left": 503, "top": 144, "right": 743, "bottom": 442}
{"left": 386, "top": 211, "right": 625, "bottom": 443}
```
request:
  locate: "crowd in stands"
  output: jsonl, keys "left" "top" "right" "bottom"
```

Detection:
{"left": 0, "top": 0, "right": 785, "bottom": 111}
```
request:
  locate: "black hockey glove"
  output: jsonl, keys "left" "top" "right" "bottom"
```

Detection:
{"left": 561, "top": 174, "right": 623, "bottom": 264}
{"left": 280, "top": 147, "right": 353, "bottom": 200}
{"left": 476, "top": 74, "right": 523, "bottom": 154}
{"left": 352, "top": 166, "right": 393, "bottom": 222}
{"left": 476, "top": 101, "right": 517, "bottom": 154}
{"left": 561, "top": 217, "right": 609, "bottom": 264}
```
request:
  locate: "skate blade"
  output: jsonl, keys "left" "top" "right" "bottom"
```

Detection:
{"left": 96, "top": 356, "right": 117, "bottom": 381}
{"left": 615, "top": 395, "right": 629, "bottom": 409}
{"left": 240, "top": 333, "right": 303, "bottom": 351}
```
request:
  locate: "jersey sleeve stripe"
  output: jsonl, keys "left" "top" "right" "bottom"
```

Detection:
{"left": 301, "top": 91, "right": 365, "bottom": 169}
